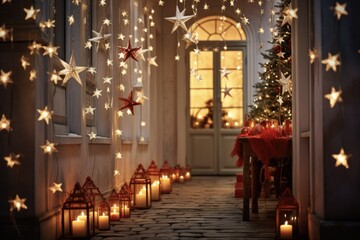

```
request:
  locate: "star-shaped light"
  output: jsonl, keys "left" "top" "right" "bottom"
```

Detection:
{"left": 9, "top": 194, "right": 27, "bottom": 212}
{"left": 41, "top": 140, "right": 58, "bottom": 154}
{"left": 324, "top": 87, "right": 342, "bottom": 108}
{"left": 105, "top": 43, "right": 111, "bottom": 50}
{"left": 282, "top": 7, "right": 298, "bottom": 26}
{"left": 72, "top": 0, "right": 81, "bottom": 5}
{"left": 59, "top": 53, "right": 87, "bottom": 86}
{"left": 4, "top": 153, "right": 21, "bottom": 168}
{"left": 116, "top": 152, "right": 122, "bottom": 159}
{"left": 332, "top": 148, "right": 351, "bottom": 169}
{"left": 140, "top": 121, "right": 146, "bottom": 127}
{"left": 0, "top": 114, "right": 11, "bottom": 131}
{"left": 222, "top": 84, "right": 233, "bottom": 99}
{"left": 117, "top": 110, "right": 124, "bottom": 117}
{"left": 89, "top": 26, "right": 112, "bottom": 52}
{"left": 85, "top": 106, "right": 95, "bottom": 115}
{"left": 321, "top": 52, "right": 341, "bottom": 72}
{"left": 118, "top": 33, "right": 125, "bottom": 40}
{"left": 49, "top": 182, "right": 63, "bottom": 193}
{"left": 136, "top": 90, "right": 149, "bottom": 104}
{"left": 39, "top": 19, "right": 56, "bottom": 29}
{"left": 159, "top": 0, "right": 164, "bottom": 6}
{"left": 24, "top": 5, "right": 40, "bottom": 20}
{"left": 100, "top": 0, "right": 106, "bottom": 6}
{"left": 309, "top": 49, "right": 317, "bottom": 64}
{"left": 136, "top": 48, "right": 150, "bottom": 61}
{"left": 165, "top": 6, "right": 195, "bottom": 34}
{"left": 88, "top": 131, "right": 97, "bottom": 140}
{"left": 48, "top": 69, "right": 62, "bottom": 85}
{"left": 118, "top": 40, "right": 141, "bottom": 62}
{"left": 277, "top": 96, "right": 284, "bottom": 105}
{"left": 333, "top": 2, "right": 348, "bottom": 20}
{"left": 21, "top": 55, "right": 30, "bottom": 70}
{"left": 29, "top": 69, "right": 37, "bottom": 81}
{"left": 68, "top": 15, "right": 75, "bottom": 25}
{"left": 28, "top": 41, "right": 42, "bottom": 55}
{"left": 115, "top": 129, "right": 122, "bottom": 136}
{"left": 2, "top": 0, "right": 12, "bottom": 4}
{"left": 37, "top": 106, "right": 53, "bottom": 125}
{"left": 103, "top": 77, "right": 112, "bottom": 84}
{"left": 241, "top": 16, "right": 249, "bottom": 25}
{"left": 104, "top": 102, "right": 110, "bottom": 110}
{"left": 43, "top": 44, "right": 59, "bottom": 58}
{"left": 277, "top": 51, "right": 285, "bottom": 58}
{"left": 204, "top": 3, "right": 209, "bottom": 10}
{"left": 0, "top": 24, "right": 9, "bottom": 41}
{"left": 114, "top": 170, "right": 120, "bottom": 176}
{"left": 148, "top": 56, "right": 158, "bottom": 67}
{"left": 85, "top": 41, "right": 92, "bottom": 49}
{"left": 220, "top": 68, "right": 231, "bottom": 79}
{"left": 106, "top": 59, "right": 113, "bottom": 66}
{"left": 88, "top": 67, "right": 96, "bottom": 74}
{"left": 119, "top": 91, "right": 141, "bottom": 115}
{"left": 103, "top": 18, "right": 111, "bottom": 26}
{"left": 277, "top": 72, "right": 292, "bottom": 95}
{"left": 93, "top": 88, "right": 102, "bottom": 98}
{"left": 183, "top": 31, "right": 199, "bottom": 48}
{"left": 0, "top": 69, "right": 12, "bottom": 88}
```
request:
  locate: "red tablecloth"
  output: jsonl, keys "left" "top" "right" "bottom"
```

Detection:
{"left": 231, "top": 129, "right": 291, "bottom": 172}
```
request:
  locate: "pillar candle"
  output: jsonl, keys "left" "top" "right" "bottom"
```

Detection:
{"left": 78, "top": 211, "right": 87, "bottom": 225}
{"left": 136, "top": 191, "right": 146, "bottom": 208}
{"left": 98, "top": 213, "right": 109, "bottom": 230}
{"left": 185, "top": 172, "right": 191, "bottom": 181}
{"left": 280, "top": 221, "right": 293, "bottom": 239}
{"left": 179, "top": 175, "right": 185, "bottom": 183}
{"left": 121, "top": 205, "right": 130, "bottom": 217}
{"left": 160, "top": 175, "right": 171, "bottom": 193}
{"left": 151, "top": 180, "right": 160, "bottom": 201}
{"left": 72, "top": 217, "right": 86, "bottom": 237}
{"left": 110, "top": 204, "right": 120, "bottom": 221}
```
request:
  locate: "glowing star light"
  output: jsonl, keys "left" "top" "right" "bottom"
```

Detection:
{"left": 37, "top": 106, "right": 53, "bottom": 125}
{"left": 85, "top": 106, "right": 95, "bottom": 115}
{"left": 0, "top": 69, "right": 12, "bottom": 88}
{"left": 68, "top": 15, "right": 75, "bottom": 25}
{"left": 21, "top": 55, "right": 30, "bottom": 70}
{"left": 114, "top": 170, "right": 120, "bottom": 176}
{"left": 148, "top": 56, "right": 158, "bottom": 67}
{"left": 59, "top": 53, "right": 87, "bottom": 86}
{"left": 333, "top": 2, "right": 348, "bottom": 20}
{"left": 136, "top": 48, "right": 150, "bottom": 61}
{"left": 0, "top": 114, "right": 11, "bottom": 131}
{"left": 89, "top": 26, "right": 112, "bottom": 52}
{"left": 116, "top": 152, "right": 122, "bottom": 159}
{"left": 0, "top": 24, "right": 9, "bottom": 41}
{"left": 41, "top": 140, "right": 58, "bottom": 154}
{"left": 24, "top": 5, "right": 40, "bottom": 20}
{"left": 115, "top": 129, "right": 122, "bottom": 136}
{"left": 119, "top": 91, "right": 141, "bottom": 115}
{"left": 28, "top": 41, "right": 42, "bottom": 55}
{"left": 29, "top": 69, "right": 37, "bottom": 81}
{"left": 282, "top": 7, "right": 298, "bottom": 26}
{"left": 49, "top": 182, "right": 63, "bottom": 193}
{"left": 322, "top": 53, "right": 341, "bottom": 72}
{"left": 9, "top": 194, "right": 27, "bottom": 212}
{"left": 88, "top": 131, "right": 97, "bottom": 140}
{"left": 48, "top": 69, "right": 62, "bottom": 85}
{"left": 165, "top": 6, "right": 195, "bottom": 34}
{"left": 118, "top": 40, "right": 141, "bottom": 62}
{"left": 4, "top": 153, "right": 21, "bottom": 168}
{"left": 39, "top": 19, "right": 55, "bottom": 29}
{"left": 332, "top": 148, "right": 351, "bottom": 169}
{"left": 277, "top": 72, "right": 292, "bottom": 96}
{"left": 309, "top": 49, "right": 317, "bottom": 64}
{"left": 324, "top": 87, "right": 342, "bottom": 108}
{"left": 93, "top": 88, "right": 102, "bottom": 98}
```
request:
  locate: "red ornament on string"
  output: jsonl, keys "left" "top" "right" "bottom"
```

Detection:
{"left": 119, "top": 91, "right": 141, "bottom": 115}
{"left": 118, "top": 40, "right": 141, "bottom": 62}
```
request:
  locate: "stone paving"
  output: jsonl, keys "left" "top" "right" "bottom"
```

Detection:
{"left": 92, "top": 176, "right": 277, "bottom": 240}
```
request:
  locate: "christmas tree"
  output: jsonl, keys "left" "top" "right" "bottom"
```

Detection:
{"left": 249, "top": 0, "right": 292, "bottom": 124}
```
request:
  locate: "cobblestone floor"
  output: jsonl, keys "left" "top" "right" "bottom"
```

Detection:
{"left": 92, "top": 176, "right": 276, "bottom": 240}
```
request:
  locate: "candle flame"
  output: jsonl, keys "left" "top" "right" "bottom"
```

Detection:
{"left": 102, "top": 212, "right": 105, "bottom": 216}
{"left": 80, "top": 211, "right": 84, "bottom": 216}
{"left": 285, "top": 221, "right": 288, "bottom": 225}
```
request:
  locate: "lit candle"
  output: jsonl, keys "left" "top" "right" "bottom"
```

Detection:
{"left": 280, "top": 221, "right": 293, "bottom": 239}
{"left": 72, "top": 217, "right": 86, "bottom": 237}
{"left": 160, "top": 175, "right": 171, "bottom": 193}
{"left": 136, "top": 190, "right": 146, "bottom": 208}
{"left": 185, "top": 172, "right": 191, "bottom": 181}
{"left": 78, "top": 211, "right": 87, "bottom": 225}
{"left": 110, "top": 204, "right": 119, "bottom": 221}
{"left": 171, "top": 173, "right": 177, "bottom": 182}
{"left": 179, "top": 175, "right": 185, "bottom": 183}
{"left": 98, "top": 213, "right": 109, "bottom": 230}
{"left": 151, "top": 180, "right": 160, "bottom": 201}
{"left": 121, "top": 205, "right": 130, "bottom": 217}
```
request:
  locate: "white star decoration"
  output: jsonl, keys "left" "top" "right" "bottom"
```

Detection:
{"left": 148, "top": 56, "right": 158, "bottom": 67}
{"left": 88, "top": 131, "right": 97, "bottom": 140}
{"left": 116, "top": 152, "right": 122, "bottom": 159}
{"left": 37, "top": 106, "right": 53, "bottom": 125}
{"left": 324, "top": 87, "right": 342, "bottom": 108}
{"left": 41, "top": 140, "right": 57, "bottom": 154}
{"left": 59, "top": 53, "right": 87, "bottom": 86}
{"left": 89, "top": 26, "right": 111, "bottom": 52}
{"left": 0, "top": 24, "right": 9, "bottom": 41}
{"left": 114, "top": 170, "right": 120, "bottom": 176}
{"left": 24, "top": 5, "right": 40, "bottom": 20}
{"left": 49, "top": 182, "right": 63, "bottom": 193}
{"left": 0, "top": 114, "right": 11, "bottom": 131}
{"left": 9, "top": 194, "right": 27, "bottom": 211}
{"left": 4, "top": 153, "right": 21, "bottom": 168}
{"left": 277, "top": 72, "right": 292, "bottom": 96}
{"left": 333, "top": 2, "right": 348, "bottom": 20}
{"left": 85, "top": 106, "right": 96, "bottom": 115}
{"left": 165, "top": 6, "right": 195, "bottom": 34}
{"left": 332, "top": 148, "right": 351, "bottom": 169}
{"left": 321, "top": 53, "right": 341, "bottom": 72}
{"left": 0, "top": 69, "right": 12, "bottom": 88}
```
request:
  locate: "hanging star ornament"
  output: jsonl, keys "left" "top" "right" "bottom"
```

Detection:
{"left": 282, "top": 6, "right": 298, "bottom": 26}
{"left": 136, "top": 48, "right": 150, "bottom": 61}
{"left": 119, "top": 91, "right": 141, "bottom": 115}
{"left": 148, "top": 56, "right": 158, "bottom": 67}
{"left": 277, "top": 72, "right": 292, "bottom": 96}
{"left": 21, "top": 55, "right": 30, "bottom": 70}
{"left": 220, "top": 68, "right": 231, "bottom": 80}
{"left": 89, "top": 26, "right": 112, "bottom": 52}
{"left": 48, "top": 69, "right": 62, "bottom": 85}
{"left": 49, "top": 182, "right": 63, "bottom": 193}
{"left": 0, "top": 114, "right": 11, "bottom": 131}
{"left": 0, "top": 24, "right": 9, "bottom": 41}
{"left": 324, "top": 87, "right": 342, "bottom": 108}
{"left": 321, "top": 52, "right": 341, "bottom": 72}
{"left": 85, "top": 106, "right": 96, "bottom": 115}
{"left": 24, "top": 5, "right": 40, "bottom": 21}
{"left": 41, "top": 140, "right": 58, "bottom": 155}
{"left": 332, "top": 148, "right": 351, "bottom": 169}
{"left": 59, "top": 53, "right": 87, "bottom": 86}
{"left": 118, "top": 40, "right": 141, "bottom": 62}
{"left": 4, "top": 153, "right": 21, "bottom": 168}
{"left": 37, "top": 106, "right": 53, "bottom": 125}
{"left": 222, "top": 84, "right": 233, "bottom": 99}
{"left": 9, "top": 194, "right": 27, "bottom": 212}
{"left": 165, "top": 6, "right": 195, "bottom": 34}
{"left": 88, "top": 131, "right": 97, "bottom": 140}
{"left": 333, "top": 2, "right": 348, "bottom": 20}
{"left": 0, "top": 69, "right": 12, "bottom": 88}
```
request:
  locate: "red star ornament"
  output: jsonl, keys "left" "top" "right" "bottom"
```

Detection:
{"left": 118, "top": 40, "right": 141, "bottom": 62}
{"left": 119, "top": 91, "right": 141, "bottom": 115}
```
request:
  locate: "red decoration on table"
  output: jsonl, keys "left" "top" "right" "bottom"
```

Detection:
{"left": 119, "top": 91, "right": 141, "bottom": 115}
{"left": 118, "top": 40, "right": 141, "bottom": 62}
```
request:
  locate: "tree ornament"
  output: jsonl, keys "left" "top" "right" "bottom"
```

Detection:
{"left": 277, "top": 72, "right": 292, "bottom": 96}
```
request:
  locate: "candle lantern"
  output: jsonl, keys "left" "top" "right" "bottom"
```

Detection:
{"left": 119, "top": 183, "right": 131, "bottom": 218}
{"left": 97, "top": 198, "right": 110, "bottom": 230}
{"left": 146, "top": 160, "right": 161, "bottom": 201}
{"left": 107, "top": 189, "right": 121, "bottom": 221}
{"left": 276, "top": 188, "right": 299, "bottom": 239}
{"left": 129, "top": 164, "right": 152, "bottom": 209}
{"left": 160, "top": 161, "right": 174, "bottom": 185}
{"left": 62, "top": 182, "right": 95, "bottom": 238}
{"left": 173, "top": 164, "right": 182, "bottom": 182}
{"left": 82, "top": 176, "right": 102, "bottom": 228}
{"left": 184, "top": 164, "right": 192, "bottom": 181}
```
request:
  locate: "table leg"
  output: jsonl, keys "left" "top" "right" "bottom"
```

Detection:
{"left": 243, "top": 155, "right": 250, "bottom": 221}
{"left": 251, "top": 157, "right": 259, "bottom": 214}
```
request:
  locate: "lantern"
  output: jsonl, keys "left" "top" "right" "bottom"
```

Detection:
{"left": 173, "top": 164, "right": 182, "bottom": 182}
{"left": 184, "top": 164, "right": 192, "bottom": 181}
{"left": 276, "top": 188, "right": 299, "bottom": 239}
{"left": 62, "top": 182, "right": 95, "bottom": 238}
{"left": 97, "top": 198, "right": 110, "bottom": 230}
{"left": 130, "top": 164, "right": 152, "bottom": 209}
{"left": 107, "top": 189, "right": 121, "bottom": 221}
{"left": 82, "top": 176, "right": 102, "bottom": 228}
{"left": 119, "top": 183, "right": 131, "bottom": 218}
{"left": 146, "top": 160, "right": 161, "bottom": 201}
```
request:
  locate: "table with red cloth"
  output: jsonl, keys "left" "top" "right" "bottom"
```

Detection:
{"left": 231, "top": 129, "right": 292, "bottom": 221}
